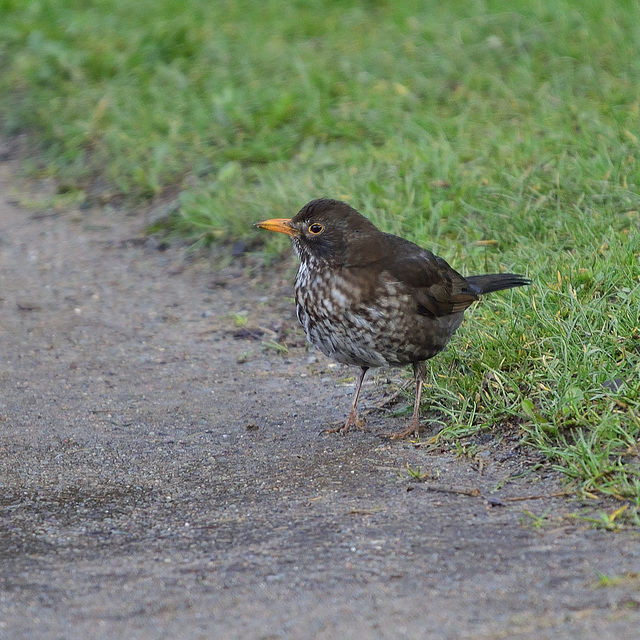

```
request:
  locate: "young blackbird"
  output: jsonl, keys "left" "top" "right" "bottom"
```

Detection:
{"left": 256, "top": 198, "right": 531, "bottom": 438}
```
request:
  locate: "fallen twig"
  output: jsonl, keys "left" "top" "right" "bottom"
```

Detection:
{"left": 501, "top": 490, "right": 574, "bottom": 502}
{"left": 420, "top": 484, "right": 481, "bottom": 497}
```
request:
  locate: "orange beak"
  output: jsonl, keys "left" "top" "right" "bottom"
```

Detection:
{"left": 254, "top": 218, "right": 299, "bottom": 237}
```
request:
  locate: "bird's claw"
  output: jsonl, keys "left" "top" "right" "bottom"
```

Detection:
{"left": 324, "top": 410, "right": 366, "bottom": 435}
{"left": 382, "top": 419, "right": 423, "bottom": 440}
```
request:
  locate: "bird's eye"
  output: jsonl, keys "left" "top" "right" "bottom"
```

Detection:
{"left": 308, "top": 223, "right": 324, "bottom": 235}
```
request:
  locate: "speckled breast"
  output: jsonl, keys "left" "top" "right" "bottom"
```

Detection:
{"left": 294, "top": 261, "right": 464, "bottom": 369}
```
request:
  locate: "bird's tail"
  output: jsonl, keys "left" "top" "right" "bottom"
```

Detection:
{"left": 466, "top": 273, "right": 531, "bottom": 295}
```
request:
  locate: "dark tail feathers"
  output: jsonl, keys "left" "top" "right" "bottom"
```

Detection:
{"left": 466, "top": 273, "right": 531, "bottom": 295}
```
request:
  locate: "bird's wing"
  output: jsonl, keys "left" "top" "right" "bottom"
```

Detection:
{"left": 383, "top": 236, "right": 479, "bottom": 317}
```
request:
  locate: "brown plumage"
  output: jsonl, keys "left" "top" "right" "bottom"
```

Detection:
{"left": 256, "top": 198, "right": 531, "bottom": 438}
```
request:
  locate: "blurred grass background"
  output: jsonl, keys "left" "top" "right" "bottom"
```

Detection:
{"left": 1, "top": 0, "right": 639, "bottom": 519}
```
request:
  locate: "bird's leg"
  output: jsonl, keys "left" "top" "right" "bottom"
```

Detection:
{"left": 388, "top": 361, "right": 426, "bottom": 439}
{"left": 325, "top": 366, "right": 369, "bottom": 434}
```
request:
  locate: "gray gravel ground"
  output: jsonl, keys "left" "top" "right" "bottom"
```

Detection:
{"left": 1, "top": 150, "right": 639, "bottom": 639}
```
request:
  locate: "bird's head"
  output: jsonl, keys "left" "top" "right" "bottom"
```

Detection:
{"left": 255, "top": 198, "right": 383, "bottom": 267}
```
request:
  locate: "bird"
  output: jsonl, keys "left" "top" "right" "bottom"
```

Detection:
{"left": 255, "top": 198, "right": 531, "bottom": 439}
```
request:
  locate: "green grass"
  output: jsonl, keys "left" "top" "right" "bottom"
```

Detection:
{"left": 1, "top": 0, "right": 639, "bottom": 514}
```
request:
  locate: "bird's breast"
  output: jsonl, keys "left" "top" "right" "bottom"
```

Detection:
{"left": 294, "top": 261, "right": 458, "bottom": 368}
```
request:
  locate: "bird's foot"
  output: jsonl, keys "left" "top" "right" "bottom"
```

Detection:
{"left": 383, "top": 417, "right": 423, "bottom": 440}
{"left": 324, "top": 408, "right": 366, "bottom": 435}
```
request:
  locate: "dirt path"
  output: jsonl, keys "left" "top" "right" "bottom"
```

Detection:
{"left": 1, "top": 149, "right": 639, "bottom": 639}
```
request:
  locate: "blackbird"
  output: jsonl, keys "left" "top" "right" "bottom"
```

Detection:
{"left": 255, "top": 198, "right": 530, "bottom": 438}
